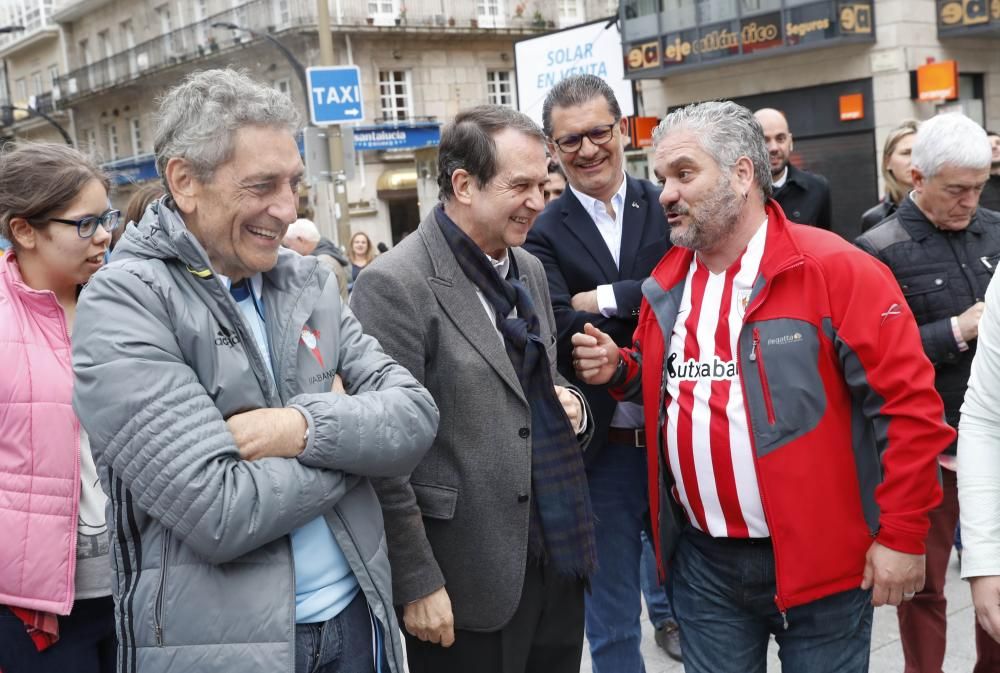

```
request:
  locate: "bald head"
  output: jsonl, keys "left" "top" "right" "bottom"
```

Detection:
{"left": 754, "top": 108, "right": 793, "bottom": 178}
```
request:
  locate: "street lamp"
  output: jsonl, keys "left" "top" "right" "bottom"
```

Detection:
{"left": 1, "top": 104, "right": 73, "bottom": 145}
{"left": 210, "top": 22, "right": 309, "bottom": 111}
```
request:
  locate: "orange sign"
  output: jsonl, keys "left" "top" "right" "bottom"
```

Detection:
{"left": 839, "top": 93, "right": 864, "bottom": 121}
{"left": 628, "top": 116, "right": 660, "bottom": 148}
{"left": 917, "top": 61, "right": 959, "bottom": 102}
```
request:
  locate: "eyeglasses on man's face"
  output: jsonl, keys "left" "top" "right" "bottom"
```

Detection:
{"left": 37, "top": 209, "right": 122, "bottom": 239}
{"left": 550, "top": 122, "right": 618, "bottom": 153}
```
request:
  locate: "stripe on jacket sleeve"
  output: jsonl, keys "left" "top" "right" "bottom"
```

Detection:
{"left": 823, "top": 317, "right": 885, "bottom": 534}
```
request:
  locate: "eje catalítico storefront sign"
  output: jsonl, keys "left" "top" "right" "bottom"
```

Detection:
{"left": 623, "top": 0, "right": 874, "bottom": 78}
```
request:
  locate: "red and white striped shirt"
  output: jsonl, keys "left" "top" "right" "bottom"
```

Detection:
{"left": 663, "top": 220, "right": 769, "bottom": 538}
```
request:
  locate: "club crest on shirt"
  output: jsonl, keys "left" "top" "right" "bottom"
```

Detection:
{"left": 300, "top": 326, "right": 324, "bottom": 367}
{"left": 736, "top": 289, "right": 752, "bottom": 319}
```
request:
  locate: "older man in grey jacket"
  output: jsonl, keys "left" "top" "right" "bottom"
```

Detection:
{"left": 72, "top": 69, "right": 438, "bottom": 673}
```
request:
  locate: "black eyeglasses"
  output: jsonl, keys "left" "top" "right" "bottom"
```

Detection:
{"left": 38, "top": 209, "right": 121, "bottom": 239}
{"left": 550, "top": 123, "right": 617, "bottom": 153}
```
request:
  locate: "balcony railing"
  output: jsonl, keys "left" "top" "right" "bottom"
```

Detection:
{"left": 33, "top": 91, "right": 55, "bottom": 114}
{"left": 0, "top": 90, "right": 58, "bottom": 124}
{"left": 53, "top": 0, "right": 555, "bottom": 102}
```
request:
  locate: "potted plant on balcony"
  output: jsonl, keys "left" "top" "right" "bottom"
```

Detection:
{"left": 366, "top": 16, "right": 374, "bottom": 25}
{"left": 208, "top": 35, "right": 219, "bottom": 52}
{"left": 395, "top": 5, "right": 406, "bottom": 26}
{"left": 532, "top": 9, "right": 546, "bottom": 28}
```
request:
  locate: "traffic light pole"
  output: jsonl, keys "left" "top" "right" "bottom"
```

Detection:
{"left": 316, "top": 0, "right": 352, "bottom": 247}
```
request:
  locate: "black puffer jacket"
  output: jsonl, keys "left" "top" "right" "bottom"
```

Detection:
{"left": 860, "top": 197, "right": 898, "bottom": 232}
{"left": 855, "top": 197, "right": 1000, "bottom": 453}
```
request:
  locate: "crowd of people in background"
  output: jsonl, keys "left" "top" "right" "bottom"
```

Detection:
{"left": 2, "top": 68, "right": 1000, "bottom": 673}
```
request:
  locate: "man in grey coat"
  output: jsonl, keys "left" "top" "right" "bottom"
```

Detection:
{"left": 72, "top": 69, "right": 439, "bottom": 673}
{"left": 351, "top": 105, "right": 595, "bottom": 673}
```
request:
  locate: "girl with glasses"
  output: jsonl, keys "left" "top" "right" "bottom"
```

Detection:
{"left": 0, "top": 143, "right": 117, "bottom": 673}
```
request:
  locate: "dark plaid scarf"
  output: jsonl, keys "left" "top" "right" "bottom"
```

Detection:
{"left": 436, "top": 205, "right": 597, "bottom": 578}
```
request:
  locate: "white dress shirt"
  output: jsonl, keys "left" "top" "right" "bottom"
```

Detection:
{"left": 569, "top": 172, "right": 628, "bottom": 318}
{"left": 568, "top": 173, "right": 643, "bottom": 429}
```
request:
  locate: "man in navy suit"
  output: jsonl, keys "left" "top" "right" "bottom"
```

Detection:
{"left": 524, "top": 74, "right": 674, "bottom": 671}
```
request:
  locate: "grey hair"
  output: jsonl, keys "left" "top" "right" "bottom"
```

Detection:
{"left": 542, "top": 74, "right": 622, "bottom": 138}
{"left": 154, "top": 68, "right": 301, "bottom": 192}
{"left": 437, "top": 105, "right": 544, "bottom": 202}
{"left": 285, "top": 217, "right": 321, "bottom": 243}
{"left": 910, "top": 113, "right": 991, "bottom": 179}
{"left": 652, "top": 101, "right": 773, "bottom": 200}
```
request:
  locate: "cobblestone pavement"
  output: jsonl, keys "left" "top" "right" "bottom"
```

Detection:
{"left": 581, "top": 551, "right": 976, "bottom": 672}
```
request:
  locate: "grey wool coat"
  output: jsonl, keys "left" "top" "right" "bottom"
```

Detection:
{"left": 71, "top": 200, "right": 439, "bottom": 673}
{"left": 351, "top": 210, "right": 593, "bottom": 632}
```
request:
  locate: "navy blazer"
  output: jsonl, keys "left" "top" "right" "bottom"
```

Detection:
{"left": 524, "top": 175, "right": 670, "bottom": 463}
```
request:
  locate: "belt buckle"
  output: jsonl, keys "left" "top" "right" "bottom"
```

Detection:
{"left": 634, "top": 429, "right": 645, "bottom": 448}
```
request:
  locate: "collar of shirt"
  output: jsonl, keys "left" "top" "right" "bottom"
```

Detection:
{"left": 218, "top": 272, "right": 264, "bottom": 302}
{"left": 486, "top": 250, "right": 510, "bottom": 279}
{"left": 569, "top": 172, "right": 628, "bottom": 223}
{"left": 772, "top": 166, "right": 789, "bottom": 190}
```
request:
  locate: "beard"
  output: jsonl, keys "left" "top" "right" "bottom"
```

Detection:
{"left": 667, "top": 175, "right": 743, "bottom": 251}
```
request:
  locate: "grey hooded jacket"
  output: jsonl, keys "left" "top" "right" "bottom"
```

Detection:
{"left": 72, "top": 199, "right": 439, "bottom": 673}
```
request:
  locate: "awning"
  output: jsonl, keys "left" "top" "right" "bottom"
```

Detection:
{"left": 376, "top": 167, "right": 417, "bottom": 198}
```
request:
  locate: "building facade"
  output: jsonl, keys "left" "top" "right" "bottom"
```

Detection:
{"left": 0, "top": 0, "right": 71, "bottom": 145}
{"left": 0, "top": 0, "right": 617, "bottom": 248}
{"left": 620, "top": 0, "right": 1000, "bottom": 240}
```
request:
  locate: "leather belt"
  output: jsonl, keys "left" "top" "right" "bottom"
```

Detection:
{"left": 607, "top": 427, "right": 645, "bottom": 447}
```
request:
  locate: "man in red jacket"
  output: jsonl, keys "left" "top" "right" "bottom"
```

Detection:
{"left": 571, "top": 100, "right": 954, "bottom": 673}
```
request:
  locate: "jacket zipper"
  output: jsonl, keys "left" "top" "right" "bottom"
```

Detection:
{"left": 153, "top": 529, "right": 171, "bottom": 646}
{"left": 286, "top": 537, "right": 296, "bottom": 673}
{"left": 749, "top": 328, "right": 776, "bottom": 425}
{"left": 738, "top": 259, "right": 803, "bottom": 628}
{"left": 331, "top": 509, "right": 389, "bottom": 668}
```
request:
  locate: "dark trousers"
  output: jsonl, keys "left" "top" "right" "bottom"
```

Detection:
{"left": 404, "top": 559, "right": 585, "bottom": 673}
{"left": 0, "top": 596, "right": 116, "bottom": 673}
{"left": 897, "top": 468, "right": 1000, "bottom": 673}
{"left": 295, "top": 590, "right": 386, "bottom": 673}
{"left": 671, "top": 527, "right": 873, "bottom": 673}
{"left": 585, "top": 441, "right": 662, "bottom": 673}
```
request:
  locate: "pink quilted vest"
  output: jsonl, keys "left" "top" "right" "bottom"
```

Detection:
{"left": 0, "top": 249, "right": 80, "bottom": 614}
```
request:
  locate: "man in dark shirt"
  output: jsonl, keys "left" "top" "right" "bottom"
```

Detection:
{"left": 754, "top": 108, "right": 832, "bottom": 229}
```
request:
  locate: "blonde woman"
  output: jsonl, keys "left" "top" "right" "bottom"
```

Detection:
{"left": 861, "top": 119, "right": 919, "bottom": 232}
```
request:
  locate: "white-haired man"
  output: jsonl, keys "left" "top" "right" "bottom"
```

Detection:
{"left": 571, "top": 100, "right": 954, "bottom": 672}
{"left": 71, "top": 69, "right": 439, "bottom": 673}
{"left": 857, "top": 113, "right": 1000, "bottom": 673}
{"left": 283, "top": 218, "right": 349, "bottom": 302}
